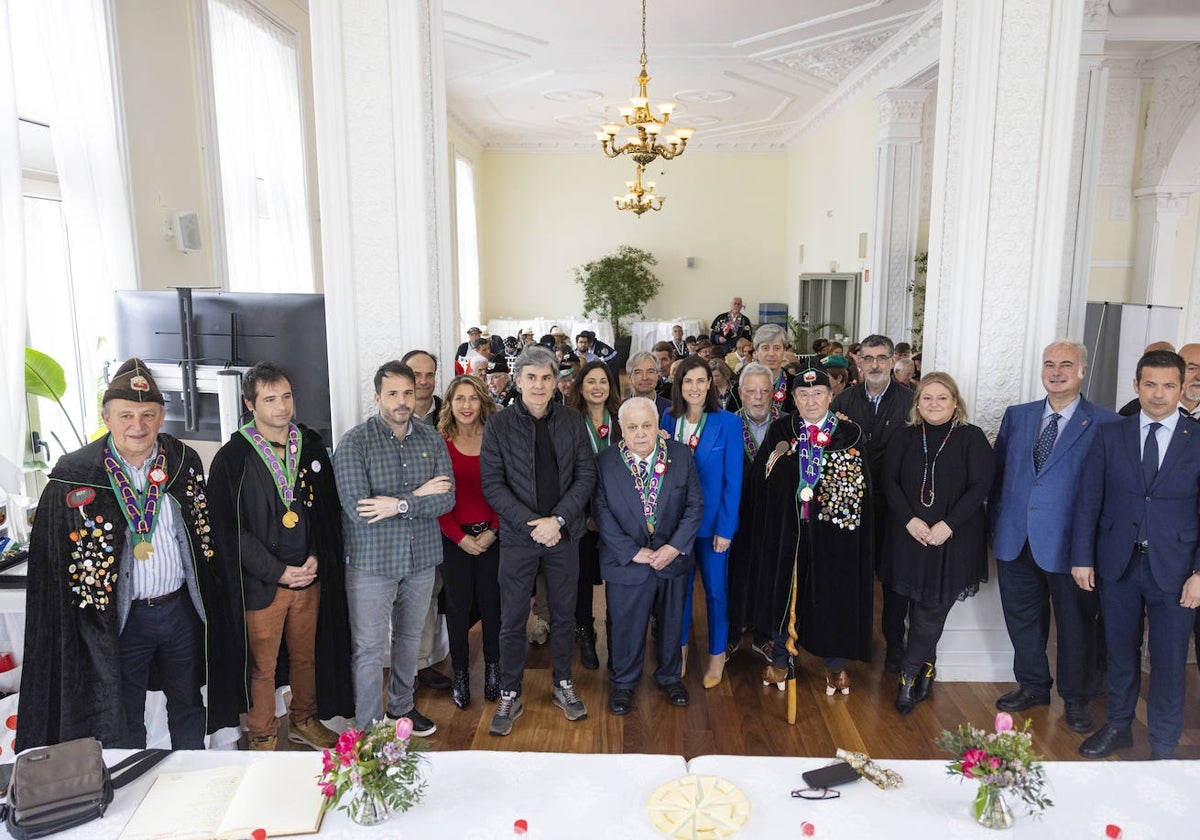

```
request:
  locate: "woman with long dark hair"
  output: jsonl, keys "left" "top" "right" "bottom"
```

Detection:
{"left": 436, "top": 375, "right": 502, "bottom": 708}
{"left": 567, "top": 361, "right": 623, "bottom": 669}
{"left": 660, "top": 354, "right": 744, "bottom": 688}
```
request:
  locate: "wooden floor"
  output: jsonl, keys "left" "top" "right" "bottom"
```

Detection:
{"left": 285, "top": 583, "right": 1200, "bottom": 762}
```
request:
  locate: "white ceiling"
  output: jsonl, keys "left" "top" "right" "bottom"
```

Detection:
{"left": 442, "top": 0, "right": 930, "bottom": 152}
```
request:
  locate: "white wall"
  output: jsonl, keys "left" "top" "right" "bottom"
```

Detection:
{"left": 477, "top": 152, "right": 788, "bottom": 327}
{"left": 114, "top": 0, "right": 320, "bottom": 292}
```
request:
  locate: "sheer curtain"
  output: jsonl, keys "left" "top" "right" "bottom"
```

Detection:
{"left": 0, "top": 0, "right": 28, "bottom": 479}
{"left": 207, "top": 0, "right": 313, "bottom": 293}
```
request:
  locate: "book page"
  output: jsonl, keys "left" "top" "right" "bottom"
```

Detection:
{"left": 119, "top": 765, "right": 246, "bottom": 840}
{"left": 217, "top": 755, "right": 325, "bottom": 838}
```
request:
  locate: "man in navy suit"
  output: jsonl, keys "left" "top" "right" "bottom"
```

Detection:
{"left": 1073, "top": 349, "right": 1200, "bottom": 760}
{"left": 991, "top": 340, "right": 1117, "bottom": 733}
{"left": 593, "top": 397, "right": 704, "bottom": 715}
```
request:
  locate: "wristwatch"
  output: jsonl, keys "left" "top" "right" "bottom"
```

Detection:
{"left": 396, "top": 498, "right": 409, "bottom": 515}
{"left": 555, "top": 515, "right": 566, "bottom": 528}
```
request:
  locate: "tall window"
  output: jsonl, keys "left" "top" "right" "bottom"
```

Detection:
{"left": 454, "top": 153, "right": 481, "bottom": 338}
{"left": 204, "top": 0, "right": 313, "bottom": 293}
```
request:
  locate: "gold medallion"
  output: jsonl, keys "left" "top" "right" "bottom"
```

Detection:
{"left": 282, "top": 510, "right": 299, "bottom": 529}
{"left": 133, "top": 541, "right": 154, "bottom": 560}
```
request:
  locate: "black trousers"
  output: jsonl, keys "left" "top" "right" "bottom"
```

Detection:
{"left": 498, "top": 539, "right": 579, "bottom": 693}
{"left": 607, "top": 573, "right": 687, "bottom": 690}
{"left": 577, "top": 530, "right": 601, "bottom": 627}
{"left": 117, "top": 591, "right": 204, "bottom": 749}
{"left": 441, "top": 536, "right": 501, "bottom": 671}
{"left": 901, "top": 597, "right": 955, "bottom": 676}
{"left": 997, "top": 542, "right": 1097, "bottom": 701}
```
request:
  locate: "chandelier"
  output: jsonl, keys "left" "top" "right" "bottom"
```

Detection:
{"left": 613, "top": 166, "right": 665, "bottom": 217}
{"left": 596, "top": 0, "right": 693, "bottom": 166}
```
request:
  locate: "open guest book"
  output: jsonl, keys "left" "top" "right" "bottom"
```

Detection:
{"left": 118, "top": 756, "right": 325, "bottom": 839}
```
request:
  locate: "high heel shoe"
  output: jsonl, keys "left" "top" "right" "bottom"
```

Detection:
{"left": 451, "top": 669, "right": 471, "bottom": 709}
{"left": 895, "top": 672, "right": 918, "bottom": 715}
{"left": 825, "top": 670, "right": 850, "bottom": 696}
{"left": 483, "top": 661, "right": 501, "bottom": 702}
{"left": 913, "top": 661, "right": 935, "bottom": 704}
{"left": 703, "top": 654, "right": 726, "bottom": 689}
{"left": 761, "top": 662, "right": 789, "bottom": 691}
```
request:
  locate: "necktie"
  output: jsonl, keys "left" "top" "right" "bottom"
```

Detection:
{"left": 1143, "top": 422, "right": 1162, "bottom": 490}
{"left": 1032, "top": 413, "right": 1060, "bottom": 473}
{"left": 637, "top": 460, "right": 649, "bottom": 483}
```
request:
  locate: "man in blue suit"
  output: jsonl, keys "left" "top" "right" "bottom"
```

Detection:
{"left": 1073, "top": 349, "right": 1200, "bottom": 760}
{"left": 991, "top": 340, "right": 1116, "bottom": 733}
{"left": 593, "top": 397, "right": 704, "bottom": 715}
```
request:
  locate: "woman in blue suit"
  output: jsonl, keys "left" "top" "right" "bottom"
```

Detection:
{"left": 660, "top": 354, "right": 744, "bottom": 688}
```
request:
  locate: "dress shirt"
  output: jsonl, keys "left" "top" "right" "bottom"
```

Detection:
{"left": 1039, "top": 395, "right": 1080, "bottom": 453}
{"left": 746, "top": 414, "right": 771, "bottom": 447}
{"left": 119, "top": 446, "right": 187, "bottom": 600}
{"left": 1139, "top": 409, "right": 1180, "bottom": 470}
{"left": 333, "top": 415, "right": 454, "bottom": 576}
{"left": 866, "top": 382, "right": 890, "bottom": 413}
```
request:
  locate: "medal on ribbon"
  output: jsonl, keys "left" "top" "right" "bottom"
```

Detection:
{"left": 621, "top": 440, "right": 668, "bottom": 535}
{"left": 796, "top": 413, "right": 838, "bottom": 510}
{"left": 585, "top": 409, "right": 613, "bottom": 454}
{"left": 673, "top": 411, "right": 709, "bottom": 452}
{"left": 240, "top": 422, "right": 303, "bottom": 528}
{"left": 102, "top": 439, "right": 168, "bottom": 560}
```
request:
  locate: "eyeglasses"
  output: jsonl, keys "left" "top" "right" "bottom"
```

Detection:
{"left": 790, "top": 788, "right": 841, "bottom": 801}
{"left": 860, "top": 354, "right": 892, "bottom": 364}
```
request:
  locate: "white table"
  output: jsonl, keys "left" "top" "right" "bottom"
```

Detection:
{"left": 630, "top": 320, "right": 705, "bottom": 356}
{"left": 686, "top": 754, "right": 1200, "bottom": 838}
{"left": 66, "top": 749, "right": 687, "bottom": 839}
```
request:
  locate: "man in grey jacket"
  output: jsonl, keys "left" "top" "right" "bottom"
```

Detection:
{"left": 481, "top": 346, "right": 597, "bottom": 735}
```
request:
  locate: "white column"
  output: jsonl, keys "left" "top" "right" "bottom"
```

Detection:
{"left": 310, "top": 0, "right": 455, "bottom": 441}
{"left": 867, "top": 89, "right": 929, "bottom": 342}
{"left": 1132, "top": 189, "right": 1192, "bottom": 305}
{"left": 923, "top": 0, "right": 1084, "bottom": 681}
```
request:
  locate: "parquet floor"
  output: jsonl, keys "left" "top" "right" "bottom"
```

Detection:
{"left": 280, "top": 582, "right": 1200, "bottom": 762}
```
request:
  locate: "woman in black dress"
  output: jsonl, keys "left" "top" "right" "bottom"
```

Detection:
{"left": 881, "top": 372, "right": 994, "bottom": 714}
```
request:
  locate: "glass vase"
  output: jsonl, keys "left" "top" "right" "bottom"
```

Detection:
{"left": 974, "top": 784, "right": 1016, "bottom": 830}
{"left": 346, "top": 785, "right": 393, "bottom": 826}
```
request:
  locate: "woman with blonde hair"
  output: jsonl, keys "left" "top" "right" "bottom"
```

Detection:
{"left": 880, "top": 372, "right": 994, "bottom": 714}
{"left": 437, "top": 375, "right": 501, "bottom": 708}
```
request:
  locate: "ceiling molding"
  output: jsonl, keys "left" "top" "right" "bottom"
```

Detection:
{"left": 731, "top": 0, "right": 890, "bottom": 48}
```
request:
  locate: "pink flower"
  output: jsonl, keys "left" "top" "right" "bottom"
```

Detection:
{"left": 320, "top": 781, "right": 337, "bottom": 799}
{"left": 321, "top": 750, "right": 336, "bottom": 774}
{"left": 336, "top": 728, "right": 361, "bottom": 766}
{"left": 961, "top": 749, "right": 990, "bottom": 778}
{"left": 994, "top": 712, "right": 1014, "bottom": 732}
{"left": 395, "top": 717, "right": 414, "bottom": 740}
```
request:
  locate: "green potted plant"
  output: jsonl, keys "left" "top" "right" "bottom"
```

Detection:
{"left": 25, "top": 347, "right": 87, "bottom": 468}
{"left": 572, "top": 246, "right": 662, "bottom": 346}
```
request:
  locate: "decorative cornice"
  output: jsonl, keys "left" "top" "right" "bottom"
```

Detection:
{"left": 766, "top": 25, "right": 905, "bottom": 85}
{"left": 784, "top": 6, "right": 942, "bottom": 144}
{"left": 1139, "top": 45, "right": 1200, "bottom": 188}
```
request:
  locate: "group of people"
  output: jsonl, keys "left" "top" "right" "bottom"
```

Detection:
{"left": 16, "top": 313, "right": 1200, "bottom": 764}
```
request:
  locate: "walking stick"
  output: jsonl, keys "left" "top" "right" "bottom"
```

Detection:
{"left": 785, "top": 549, "right": 800, "bottom": 725}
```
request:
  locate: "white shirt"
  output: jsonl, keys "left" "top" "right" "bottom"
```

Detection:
{"left": 1139, "top": 409, "right": 1180, "bottom": 470}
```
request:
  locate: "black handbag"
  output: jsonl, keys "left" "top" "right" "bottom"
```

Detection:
{"left": 4, "top": 738, "right": 170, "bottom": 839}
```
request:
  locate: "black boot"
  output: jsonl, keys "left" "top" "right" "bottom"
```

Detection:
{"left": 576, "top": 623, "right": 599, "bottom": 670}
{"left": 913, "top": 661, "right": 935, "bottom": 704}
{"left": 483, "top": 661, "right": 501, "bottom": 702}
{"left": 452, "top": 669, "right": 470, "bottom": 709}
{"left": 895, "top": 672, "right": 918, "bottom": 715}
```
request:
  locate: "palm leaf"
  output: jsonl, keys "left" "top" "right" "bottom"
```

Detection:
{"left": 24, "top": 347, "right": 67, "bottom": 401}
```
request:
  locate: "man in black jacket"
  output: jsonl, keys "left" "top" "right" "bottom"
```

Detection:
{"left": 481, "top": 346, "right": 597, "bottom": 735}
{"left": 208, "top": 362, "right": 353, "bottom": 750}
{"left": 830, "top": 334, "right": 914, "bottom": 671}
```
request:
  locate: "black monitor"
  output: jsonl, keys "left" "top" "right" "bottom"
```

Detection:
{"left": 114, "top": 290, "right": 332, "bottom": 444}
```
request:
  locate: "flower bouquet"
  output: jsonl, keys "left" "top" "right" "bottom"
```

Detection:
{"left": 318, "top": 717, "right": 427, "bottom": 826}
{"left": 935, "top": 712, "right": 1053, "bottom": 829}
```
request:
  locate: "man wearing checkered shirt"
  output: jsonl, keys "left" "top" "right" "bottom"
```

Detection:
{"left": 333, "top": 360, "right": 454, "bottom": 736}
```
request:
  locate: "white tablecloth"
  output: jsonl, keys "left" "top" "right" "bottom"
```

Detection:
{"left": 59, "top": 749, "right": 688, "bottom": 839}
{"left": 630, "top": 320, "right": 705, "bottom": 356}
{"left": 487, "top": 317, "right": 612, "bottom": 348}
{"left": 686, "top": 754, "right": 1200, "bottom": 838}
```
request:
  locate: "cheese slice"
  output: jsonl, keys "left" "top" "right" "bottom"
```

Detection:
{"left": 647, "top": 774, "right": 750, "bottom": 839}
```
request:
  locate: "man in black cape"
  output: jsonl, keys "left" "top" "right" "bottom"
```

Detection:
{"left": 17, "top": 359, "right": 246, "bottom": 750}
{"left": 207, "top": 362, "right": 354, "bottom": 750}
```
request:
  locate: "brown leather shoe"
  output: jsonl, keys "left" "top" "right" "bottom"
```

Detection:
{"left": 825, "top": 670, "right": 850, "bottom": 696}
{"left": 288, "top": 717, "right": 338, "bottom": 750}
{"left": 248, "top": 734, "right": 277, "bottom": 751}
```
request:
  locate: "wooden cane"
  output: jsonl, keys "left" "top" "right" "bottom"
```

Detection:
{"left": 785, "top": 552, "right": 800, "bottom": 725}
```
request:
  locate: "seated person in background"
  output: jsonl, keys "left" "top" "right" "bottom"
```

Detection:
{"left": 694, "top": 339, "right": 715, "bottom": 361}
{"left": 826, "top": 364, "right": 849, "bottom": 397}
{"left": 576, "top": 330, "right": 618, "bottom": 365}
{"left": 455, "top": 326, "right": 483, "bottom": 375}
{"left": 685, "top": 336, "right": 700, "bottom": 355}
{"left": 487, "top": 359, "right": 518, "bottom": 408}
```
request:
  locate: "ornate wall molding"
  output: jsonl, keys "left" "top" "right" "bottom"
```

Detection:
{"left": 768, "top": 25, "right": 905, "bottom": 85}
{"left": 1138, "top": 44, "right": 1200, "bottom": 188}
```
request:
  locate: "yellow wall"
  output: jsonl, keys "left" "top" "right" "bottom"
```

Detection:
{"left": 114, "top": 0, "right": 320, "bottom": 292}
{"left": 785, "top": 97, "right": 879, "bottom": 309}
{"left": 476, "top": 152, "right": 788, "bottom": 326}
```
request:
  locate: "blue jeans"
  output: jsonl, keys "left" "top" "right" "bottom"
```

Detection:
{"left": 346, "top": 564, "right": 436, "bottom": 725}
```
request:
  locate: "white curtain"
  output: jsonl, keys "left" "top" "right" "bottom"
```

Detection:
{"left": 0, "top": 0, "right": 28, "bottom": 481}
{"left": 207, "top": 0, "right": 313, "bottom": 293}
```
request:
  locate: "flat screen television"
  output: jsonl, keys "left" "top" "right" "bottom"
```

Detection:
{"left": 114, "top": 290, "right": 332, "bottom": 444}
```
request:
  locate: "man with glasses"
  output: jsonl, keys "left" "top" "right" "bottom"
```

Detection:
{"left": 626, "top": 351, "right": 672, "bottom": 416}
{"left": 830, "top": 334, "right": 913, "bottom": 671}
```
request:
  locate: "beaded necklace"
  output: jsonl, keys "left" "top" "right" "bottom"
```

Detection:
{"left": 919, "top": 423, "right": 955, "bottom": 508}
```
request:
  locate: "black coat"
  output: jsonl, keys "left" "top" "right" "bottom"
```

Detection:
{"left": 206, "top": 426, "right": 354, "bottom": 719}
{"left": 733, "top": 413, "right": 874, "bottom": 662}
{"left": 17, "top": 435, "right": 246, "bottom": 750}
{"left": 879, "top": 422, "right": 994, "bottom": 605}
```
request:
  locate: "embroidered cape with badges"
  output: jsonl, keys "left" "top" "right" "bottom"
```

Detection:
{"left": 17, "top": 433, "right": 247, "bottom": 751}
